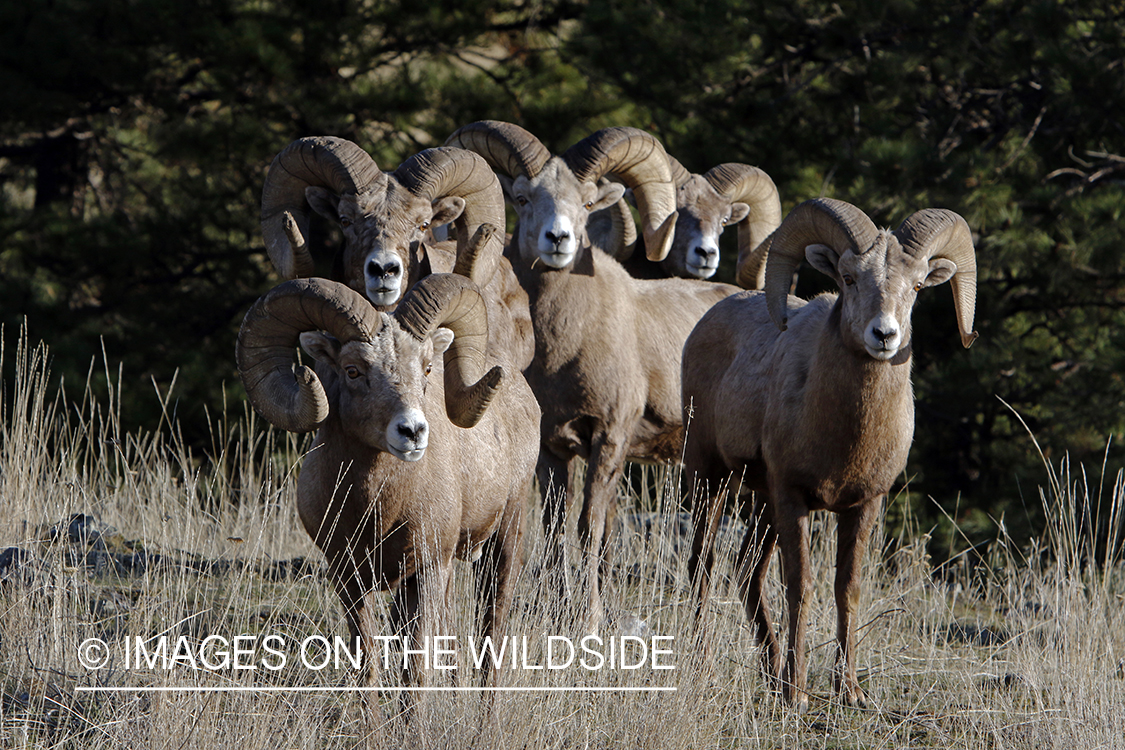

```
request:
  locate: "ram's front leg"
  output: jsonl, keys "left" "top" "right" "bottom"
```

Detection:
{"left": 577, "top": 433, "right": 629, "bottom": 634}
{"left": 413, "top": 562, "right": 454, "bottom": 682}
{"left": 387, "top": 561, "right": 452, "bottom": 720}
{"left": 773, "top": 488, "right": 811, "bottom": 712}
{"left": 474, "top": 493, "right": 526, "bottom": 684}
{"left": 687, "top": 467, "right": 730, "bottom": 622}
{"left": 344, "top": 588, "right": 391, "bottom": 747}
{"left": 736, "top": 496, "right": 780, "bottom": 683}
{"left": 833, "top": 498, "right": 881, "bottom": 708}
{"left": 537, "top": 447, "right": 578, "bottom": 604}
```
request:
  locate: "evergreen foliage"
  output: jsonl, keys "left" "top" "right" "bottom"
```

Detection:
{"left": 2, "top": 0, "right": 1122, "bottom": 557}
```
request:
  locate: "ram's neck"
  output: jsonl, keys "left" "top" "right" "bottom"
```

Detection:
{"left": 510, "top": 237, "right": 605, "bottom": 362}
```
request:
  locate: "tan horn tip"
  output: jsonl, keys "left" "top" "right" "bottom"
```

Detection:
{"left": 644, "top": 211, "right": 678, "bottom": 262}
{"left": 961, "top": 330, "right": 979, "bottom": 349}
{"left": 283, "top": 212, "right": 306, "bottom": 249}
{"left": 481, "top": 364, "right": 503, "bottom": 391}
{"left": 450, "top": 365, "right": 504, "bottom": 429}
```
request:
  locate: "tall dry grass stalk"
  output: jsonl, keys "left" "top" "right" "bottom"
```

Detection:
{"left": 1, "top": 326, "right": 1122, "bottom": 749}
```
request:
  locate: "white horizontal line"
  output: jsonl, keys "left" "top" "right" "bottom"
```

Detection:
{"left": 77, "top": 686, "right": 675, "bottom": 693}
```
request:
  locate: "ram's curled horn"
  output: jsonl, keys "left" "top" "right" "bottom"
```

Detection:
{"left": 563, "top": 127, "right": 679, "bottom": 262}
{"left": 704, "top": 164, "right": 782, "bottom": 290}
{"left": 763, "top": 198, "right": 879, "bottom": 332}
{"left": 394, "top": 147, "right": 507, "bottom": 288}
{"left": 452, "top": 223, "right": 502, "bottom": 280}
{"left": 237, "top": 278, "right": 380, "bottom": 433}
{"left": 444, "top": 121, "right": 552, "bottom": 179}
{"left": 894, "top": 209, "right": 979, "bottom": 348}
{"left": 393, "top": 274, "right": 503, "bottom": 429}
{"left": 735, "top": 228, "right": 776, "bottom": 291}
{"left": 666, "top": 155, "right": 693, "bottom": 189}
{"left": 260, "top": 137, "right": 383, "bottom": 279}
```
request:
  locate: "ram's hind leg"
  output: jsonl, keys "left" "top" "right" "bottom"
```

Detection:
{"left": 833, "top": 497, "right": 881, "bottom": 708}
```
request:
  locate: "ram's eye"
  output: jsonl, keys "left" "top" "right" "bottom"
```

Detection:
{"left": 516, "top": 196, "right": 528, "bottom": 207}
{"left": 842, "top": 274, "right": 855, "bottom": 286}
{"left": 721, "top": 215, "right": 730, "bottom": 226}
{"left": 345, "top": 365, "right": 361, "bottom": 379}
{"left": 339, "top": 216, "right": 352, "bottom": 228}
{"left": 584, "top": 200, "right": 594, "bottom": 210}
{"left": 420, "top": 220, "right": 431, "bottom": 231}
{"left": 425, "top": 363, "right": 433, "bottom": 376}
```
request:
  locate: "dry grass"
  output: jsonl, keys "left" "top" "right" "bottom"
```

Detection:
{"left": 2, "top": 328, "right": 1123, "bottom": 749}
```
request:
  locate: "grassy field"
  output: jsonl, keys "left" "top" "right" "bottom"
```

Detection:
{"left": 2, "top": 330, "right": 1123, "bottom": 749}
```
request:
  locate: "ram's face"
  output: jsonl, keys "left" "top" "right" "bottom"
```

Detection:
{"left": 808, "top": 232, "right": 957, "bottom": 361}
{"left": 299, "top": 318, "right": 450, "bottom": 462}
{"left": 665, "top": 176, "right": 750, "bottom": 279}
{"left": 507, "top": 158, "right": 625, "bottom": 270}
{"left": 306, "top": 182, "right": 465, "bottom": 306}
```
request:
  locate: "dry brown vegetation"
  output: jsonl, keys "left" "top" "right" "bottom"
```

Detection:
{"left": 2, "top": 329, "right": 1123, "bottom": 749}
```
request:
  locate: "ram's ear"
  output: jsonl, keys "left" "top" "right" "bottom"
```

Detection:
{"left": 431, "top": 327, "right": 454, "bottom": 356}
{"left": 413, "top": 241, "right": 433, "bottom": 282}
{"left": 299, "top": 331, "right": 341, "bottom": 366}
{"left": 923, "top": 257, "right": 957, "bottom": 288}
{"left": 588, "top": 180, "right": 626, "bottom": 212}
{"left": 805, "top": 243, "right": 841, "bottom": 284}
{"left": 430, "top": 196, "right": 466, "bottom": 227}
{"left": 727, "top": 202, "right": 751, "bottom": 226}
{"left": 305, "top": 187, "right": 340, "bottom": 221}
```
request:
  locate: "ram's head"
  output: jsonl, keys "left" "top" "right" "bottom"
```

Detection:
{"left": 445, "top": 122, "right": 679, "bottom": 271}
{"left": 260, "top": 139, "right": 505, "bottom": 306}
{"left": 236, "top": 273, "right": 503, "bottom": 456}
{"left": 761, "top": 198, "right": 978, "bottom": 360}
{"left": 660, "top": 158, "right": 780, "bottom": 281}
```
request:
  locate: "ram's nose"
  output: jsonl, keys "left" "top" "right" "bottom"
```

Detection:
{"left": 387, "top": 409, "right": 429, "bottom": 462}
{"left": 864, "top": 314, "right": 903, "bottom": 360}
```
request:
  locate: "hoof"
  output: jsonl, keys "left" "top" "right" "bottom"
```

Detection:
{"left": 782, "top": 685, "right": 809, "bottom": 713}
{"left": 838, "top": 678, "right": 868, "bottom": 708}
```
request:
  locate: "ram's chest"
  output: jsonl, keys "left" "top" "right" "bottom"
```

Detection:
{"left": 298, "top": 440, "right": 463, "bottom": 579}
{"left": 527, "top": 281, "right": 590, "bottom": 371}
{"left": 800, "top": 405, "right": 914, "bottom": 510}
{"left": 773, "top": 361, "right": 916, "bottom": 511}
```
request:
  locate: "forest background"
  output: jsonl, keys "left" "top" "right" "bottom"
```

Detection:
{"left": 1, "top": 0, "right": 1122, "bottom": 561}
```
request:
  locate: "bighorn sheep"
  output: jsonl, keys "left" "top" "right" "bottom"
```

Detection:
{"left": 446, "top": 120, "right": 741, "bottom": 630}
{"left": 236, "top": 273, "right": 540, "bottom": 695}
{"left": 620, "top": 156, "right": 782, "bottom": 283}
{"left": 259, "top": 138, "right": 533, "bottom": 368}
{"left": 682, "top": 198, "right": 978, "bottom": 709}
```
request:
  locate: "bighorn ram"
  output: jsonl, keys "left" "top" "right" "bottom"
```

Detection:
{"left": 259, "top": 138, "right": 533, "bottom": 368}
{"left": 621, "top": 156, "right": 782, "bottom": 284}
{"left": 446, "top": 120, "right": 740, "bottom": 630}
{"left": 683, "top": 198, "right": 977, "bottom": 709}
{"left": 236, "top": 273, "right": 540, "bottom": 695}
